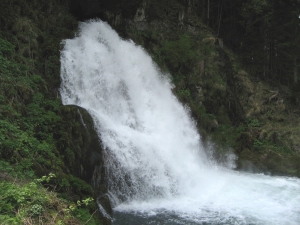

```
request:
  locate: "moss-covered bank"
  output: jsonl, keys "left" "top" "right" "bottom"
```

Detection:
{"left": 0, "top": 0, "right": 109, "bottom": 223}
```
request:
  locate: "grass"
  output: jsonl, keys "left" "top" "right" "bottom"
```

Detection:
{"left": 0, "top": 174, "right": 100, "bottom": 225}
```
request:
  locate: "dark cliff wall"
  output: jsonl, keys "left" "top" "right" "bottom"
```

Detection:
{"left": 70, "top": 0, "right": 142, "bottom": 21}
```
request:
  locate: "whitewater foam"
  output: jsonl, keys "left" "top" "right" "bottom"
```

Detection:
{"left": 60, "top": 20, "right": 300, "bottom": 224}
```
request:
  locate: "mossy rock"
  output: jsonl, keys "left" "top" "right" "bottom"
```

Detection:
{"left": 237, "top": 132, "right": 254, "bottom": 150}
{"left": 59, "top": 105, "right": 105, "bottom": 187}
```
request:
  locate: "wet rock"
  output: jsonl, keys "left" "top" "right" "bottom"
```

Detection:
{"left": 206, "top": 119, "right": 218, "bottom": 133}
{"left": 239, "top": 160, "right": 261, "bottom": 173}
{"left": 97, "top": 193, "right": 113, "bottom": 216}
{"left": 238, "top": 132, "right": 253, "bottom": 149}
{"left": 269, "top": 131, "right": 280, "bottom": 145}
{"left": 264, "top": 151, "right": 286, "bottom": 174}
{"left": 70, "top": 0, "right": 142, "bottom": 21}
{"left": 96, "top": 192, "right": 113, "bottom": 225}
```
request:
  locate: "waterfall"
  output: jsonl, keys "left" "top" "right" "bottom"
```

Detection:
{"left": 60, "top": 20, "right": 300, "bottom": 225}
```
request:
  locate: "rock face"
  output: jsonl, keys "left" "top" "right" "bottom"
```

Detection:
{"left": 70, "top": 0, "right": 143, "bottom": 21}
{"left": 66, "top": 106, "right": 104, "bottom": 185}
{"left": 70, "top": 0, "right": 103, "bottom": 20}
{"left": 64, "top": 106, "right": 113, "bottom": 218}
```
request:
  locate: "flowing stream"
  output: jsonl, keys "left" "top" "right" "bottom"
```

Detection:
{"left": 60, "top": 20, "right": 300, "bottom": 225}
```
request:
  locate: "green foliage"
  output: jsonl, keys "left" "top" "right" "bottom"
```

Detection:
{"left": 161, "top": 34, "right": 197, "bottom": 71}
{"left": 34, "top": 172, "right": 56, "bottom": 183}
{"left": 178, "top": 89, "right": 191, "bottom": 98}
{"left": 0, "top": 215, "right": 21, "bottom": 225}
{"left": 0, "top": 176, "right": 97, "bottom": 224}
{"left": 0, "top": 35, "right": 73, "bottom": 181}
{"left": 253, "top": 139, "right": 264, "bottom": 151}
{"left": 251, "top": 137, "right": 293, "bottom": 155}
{"left": 68, "top": 175, "right": 93, "bottom": 194}
{"left": 0, "top": 1, "right": 103, "bottom": 224}
{"left": 213, "top": 124, "right": 245, "bottom": 148}
{"left": 30, "top": 204, "right": 44, "bottom": 216}
{"left": 246, "top": 119, "right": 262, "bottom": 127}
{"left": 0, "top": 38, "right": 14, "bottom": 55}
{"left": 0, "top": 181, "right": 48, "bottom": 217}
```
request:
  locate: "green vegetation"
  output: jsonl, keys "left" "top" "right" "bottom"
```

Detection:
{"left": 0, "top": 37, "right": 56, "bottom": 177}
{"left": 246, "top": 119, "right": 263, "bottom": 128}
{"left": 161, "top": 34, "right": 197, "bottom": 72}
{"left": 0, "top": 0, "right": 104, "bottom": 224}
{"left": 0, "top": 174, "right": 99, "bottom": 225}
{"left": 213, "top": 125, "right": 245, "bottom": 148}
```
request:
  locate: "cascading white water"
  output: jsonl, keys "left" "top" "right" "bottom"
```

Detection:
{"left": 60, "top": 20, "right": 300, "bottom": 225}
